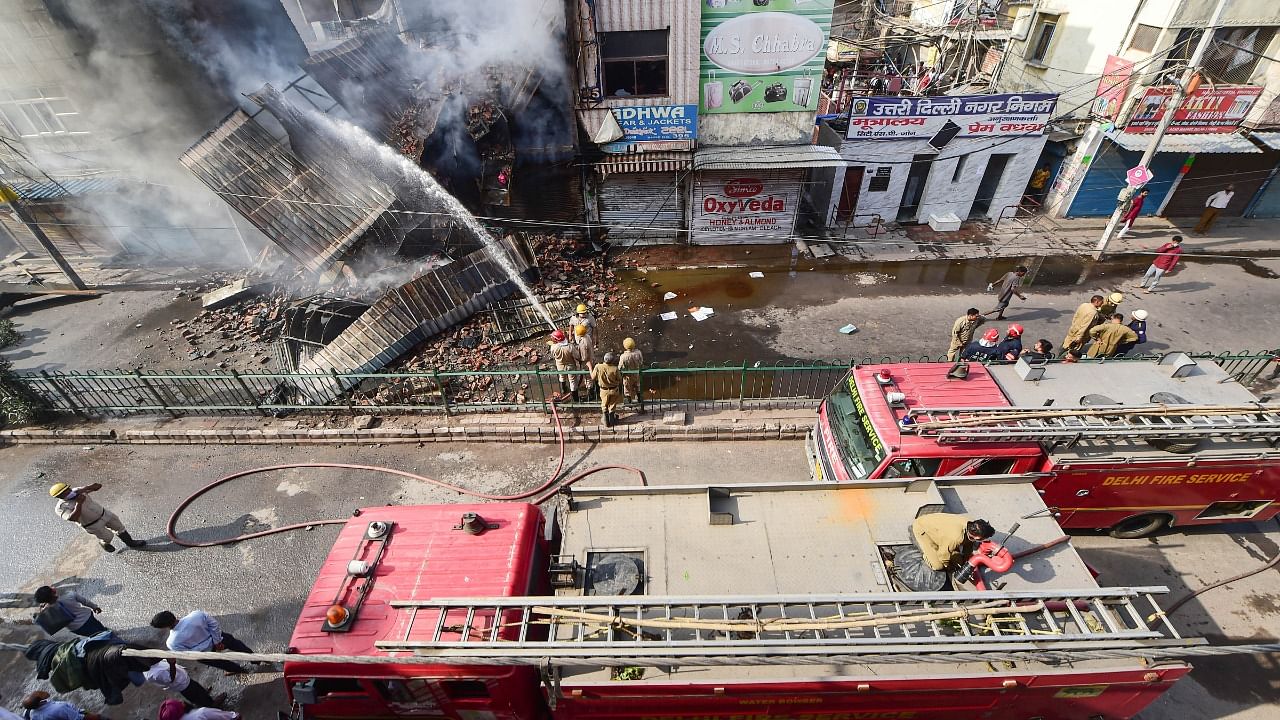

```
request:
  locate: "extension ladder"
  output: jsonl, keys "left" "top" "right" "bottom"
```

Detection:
{"left": 373, "top": 589, "right": 1186, "bottom": 659}
{"left": 903, "top": 404, "right": 1280, "bottom": 444}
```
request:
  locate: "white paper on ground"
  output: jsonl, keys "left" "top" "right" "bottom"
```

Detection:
{"left": 749, "top": 271, "right": 764, "bottom": 278}
{"left": 662, "top": 291, "right": 677, "bottom": 300}
{"left": 660, "top": 311, "right": 678, "bottom": 321}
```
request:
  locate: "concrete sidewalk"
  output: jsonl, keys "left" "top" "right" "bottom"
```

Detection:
{"left": 0, "top": 405, "right": 819, "bottom": 446}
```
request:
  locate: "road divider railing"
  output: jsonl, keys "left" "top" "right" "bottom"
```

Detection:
{"left": 2, "top": 351, "right": 1275, "bottom": 421}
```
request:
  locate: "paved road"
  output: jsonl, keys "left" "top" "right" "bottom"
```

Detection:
{"left": 0, "top": 441, "right": 1276, "bottom": 719}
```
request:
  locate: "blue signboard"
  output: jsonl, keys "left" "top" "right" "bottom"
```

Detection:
{"left": 846, "top": 93, "right": 1058, "bottom": 140}
{"left": 613, "top": 104, "right": 698, "bottom": 142}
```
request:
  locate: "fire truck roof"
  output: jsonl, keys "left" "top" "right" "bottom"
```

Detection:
{"left": 854, "top": 363, "right": 1042, "bottom": 457}
{"left": 287, "top": 503, "right": 542, "bottom": 658}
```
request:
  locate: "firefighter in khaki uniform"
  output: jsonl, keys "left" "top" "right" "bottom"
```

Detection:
{"left": 548, "top": 329, "right": 581, "bottom": 399}
{"left": 911, "top": 513, "right": 995, "bottom": 571}
{"left": 618, "top": 337, "right": 644, "bottom": 402}
{"left": 591, "top": 353, "right": 623, "bottom": 427}
{"left": 50, "top": 482, "right": 147, "bottom": 553}
{"left": 1086, "top": 314, "right": 1140, "bottom": 358}
{"left": 1062, "top": 295, "right": 1105, "bottom": 357}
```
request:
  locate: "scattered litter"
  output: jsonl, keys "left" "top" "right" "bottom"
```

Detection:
{"left": 691, "top": 307, "right": 715, "bottom": 322}
{"left": 749, "top": 271, "right": 764, "bottom": 278}
{"left": 662, "top": 291, "right": 677, "bottom": 300}
{"left": 660, "top": 311, "right": 678, "bottom": 321}
{"left": 839, "top": 324, "right": 858, "bottom": 335}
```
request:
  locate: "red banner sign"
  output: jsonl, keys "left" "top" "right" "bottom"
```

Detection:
{"left": 1093, "top": 55, "right": 1134, "bottom": 120}
{"left": 1127, "top": 85, "right": 1261, "bottom": 134}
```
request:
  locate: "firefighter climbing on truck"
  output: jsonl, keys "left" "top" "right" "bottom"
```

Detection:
{"left": 911, "top": 514, "right": 994, "bottom": 572}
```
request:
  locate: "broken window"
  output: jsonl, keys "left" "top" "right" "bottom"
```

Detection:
{"left": 601, "top": 30, "right": 669, "bottom": 97}
{"left": 0, "top": 87, "right": 87, "bottom": 137}
{"left": 1027, "top": 14, "right": 1058, "bottom": 63}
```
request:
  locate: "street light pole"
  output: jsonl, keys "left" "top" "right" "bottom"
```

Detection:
{"left": 1094, "top": 0, "right": 1231, "bottom": 260}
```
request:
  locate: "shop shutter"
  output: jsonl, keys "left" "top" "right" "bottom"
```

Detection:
{"left": 599, "top": 172, "right": 684, "bottom": 244}
{"left": 504, "top": 165, "right": 584, "bottom": 224}
{"left": 689, "top": 169, "right": 803, "bottom": 245}
{"left": 1160, "top": 151, "right": 1277, "bottom": 217}
{"left": 1066, "top": 141, "right": 1184, "bottom": 217}
{"left": 1246, "top": 172, "right": 1280, "bottom": 217}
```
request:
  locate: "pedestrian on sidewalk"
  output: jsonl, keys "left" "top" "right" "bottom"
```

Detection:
{"left": 151, "top": 610, "right": 255, "bottom": 676}
{"left": 33, "top": 585, "right": 111, "bottom": 638}
{"left": 548, "top": 329, "right": 580, "bottom": 400}
{"left": 1117, "top": 309, "right": 1148, "bottom": 356}
{"left": 1116, "top": 188, "right": 1148, "bottom": 238}
{"left": 946, "top": 308, "right": 985, "bottom": 361}
{"left": 591, "top": 353, "right": 623, "bottom": 427}
{"left": 158, "top": 699, "right": 239, "bottom": 720}
{"left": 1086, "top": 314, "right": 1139, "bottom": 358}
{"left": 50, "top": 482, "right": 147, "bottom": 553}
{"left": 1139, "top": 236, "right": 1183, "bottom": 291}
{"left": 1021, "top": 339, "right": 1054, "bottom": 362}
{"left": 1062, "top": 295, "right": 1105, "bottom": 357}
{"left": 1194, "top": 184, "right": 1234, "bottom": 234}
{"left": 20, "top": 693, "right": 104, "bottom": 720}
{"left": 143, "top": 659, "right": 220, "bottom": 709}
{"left": 618, "top": 337, "right": 644, "bottom": 402}
{"left": 983, "top": 266, "right": 1028, "bottom": 320}
{"left": 1023, "top": 163, "right": 1051, "bottom": 207}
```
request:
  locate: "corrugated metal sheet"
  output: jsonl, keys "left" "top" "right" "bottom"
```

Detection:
{"left": 1107, "top": 131, "right": 1262, "bottom": 154}
{"left": 600, "top": 172, "right": 683, "bottom": 243}
{"left": 7, "top": 177, "right": 121, "bottom": 201}
{"left": 596, "top": 151, "right": 692, "bottom": 177}
{"left": 1252, "top": 131, "right": 1280, "bottom": 150}
{"left": 1247, "top": 173, "right": 1280, "bottom": 217}
{"left": 1161, "top": 151, "right": 1275, "bottom": 217}
{"left": 296, "top": 236, "right": 537, "bottom": 401}
{"left": 1066, "top": 140, "right": 1186, "bottom": 217}
{"left": 694, "top": 145, "right": 846, "bottom": 171}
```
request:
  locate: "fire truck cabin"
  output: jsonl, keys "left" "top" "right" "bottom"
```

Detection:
{"left": 809, "top": 358, "right": 1280, "bottom": 535}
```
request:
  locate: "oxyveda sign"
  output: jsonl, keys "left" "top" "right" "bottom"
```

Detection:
{"left": 692, "top": 174, "right": 799, "bottom": 235}
{"left": 700, "top": 0, "right": 834, "bottom": 115}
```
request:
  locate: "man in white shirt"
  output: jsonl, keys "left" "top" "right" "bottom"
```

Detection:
{"left": 158, "top": 699, "right": 240, "bottom": 720}
{"left": 151, "top": 609, "right": 255, "bottom": 675}
{"left": 33, "top": 585, "right": 111, "bottom": 637}
{"left": 143, "top": 659, "right": 219, "bottom": 708}
{"left": 1194, "top": 183, "right": 1234, "bottom": 234}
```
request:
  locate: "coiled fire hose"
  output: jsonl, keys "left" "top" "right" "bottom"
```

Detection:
{"left": 166, "top": 398, "right": 645, "bottom": 547}
{"left": 1147, "top": 517, "right": 1280, "bottom": 625}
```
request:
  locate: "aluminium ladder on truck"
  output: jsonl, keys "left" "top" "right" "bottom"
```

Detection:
{"left": 900, "top": 404, "right": 1280, "bottom": 445}
{"left": 373, "top": 589, "right": 1192, "bottom": 662}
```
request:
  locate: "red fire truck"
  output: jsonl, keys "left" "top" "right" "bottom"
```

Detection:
{"left": 282, "top": 481, "right": 1195, "bottom": 720}
{"left": 807, "top": 355, "right": 1280, "bottom": 537}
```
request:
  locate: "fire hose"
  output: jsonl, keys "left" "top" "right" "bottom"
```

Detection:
{"left": 166, "top": 398, "right": 645, "bottom": 547}
{"left": 1147, "top": 517, "right": 1280, "bottom": 625}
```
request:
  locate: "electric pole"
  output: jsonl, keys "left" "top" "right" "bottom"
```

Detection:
{"left": 1094, "top": 0, "right": 1231, "bottom": 260}
{"left": 0, "top": 178, "right": 87, "bottom": 289}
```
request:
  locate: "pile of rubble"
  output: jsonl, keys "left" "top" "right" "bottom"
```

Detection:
{"left": 153, "top": 278, "right": 293, "bottom": 370}
{"left": 350, "top": 234, "right": 640, "bottom": 406}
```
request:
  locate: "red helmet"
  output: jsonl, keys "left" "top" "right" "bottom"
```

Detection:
{"left": 550, "top": 329, "right": 566, "bottom": 342}
{"left": 982, "top": 328, "right": 1001, "bottom": 343}
{"left": 1006, "top": 323, "right": 1024, "bottom": 338}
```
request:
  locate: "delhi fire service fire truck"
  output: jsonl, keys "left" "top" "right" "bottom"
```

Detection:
{"left": 281, "top": 480, "right": 1199, "bottom": 720}
{"left": 808, "top": 355, "right": 1280, "bottom": 538}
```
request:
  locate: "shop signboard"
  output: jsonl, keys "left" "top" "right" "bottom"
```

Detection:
{"left": 1127, "top": 85, "right": 1261, "bottom": 133}
{"left": 699, "top": 0, "right": 835, "bottom": 115}
{"left": 601, "top": 104, "right": 698, "bottom": 153}
{"left": 1093, "top": 55, "right": 1134, "bottom": 120}
{"left": 691, "top": 175, "right": 798, "bottom": 234}
{"left": 844, "top": 93, "right": 1057, "bottom": 140}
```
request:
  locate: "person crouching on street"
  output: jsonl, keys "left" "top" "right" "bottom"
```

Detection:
{"left": 591, "top": 353, "right": 623, "bottom": 427}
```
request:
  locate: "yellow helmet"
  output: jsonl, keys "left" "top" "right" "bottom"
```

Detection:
{"left": 623, "top": 337, "right": 636, "bottom": 350}
{"left": 49, "top": 482, "right": 70, "bottom": 497}
{"left": 1108, "top": 292, "right": 1124, "bottom": 304}
{"left": 574, "top": 324, "right": 588, "bottom": 337}
{"left": 576, "top": 303, "right": 588, "bottom": 314}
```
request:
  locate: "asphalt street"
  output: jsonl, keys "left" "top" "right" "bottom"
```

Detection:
{"left": 0, "top": 441, "right": 1276, "bottom": 719}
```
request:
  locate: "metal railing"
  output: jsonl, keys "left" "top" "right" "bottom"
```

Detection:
{"left": 4, "top": 351, "right": 1276, "bottom": 419}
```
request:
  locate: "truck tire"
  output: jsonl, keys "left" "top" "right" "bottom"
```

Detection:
{"left": 1110, "top": 513, "right": 1170, "bottom": 539}
{"left": 1146, "top": 437, "right": 1201, "bottom": 454}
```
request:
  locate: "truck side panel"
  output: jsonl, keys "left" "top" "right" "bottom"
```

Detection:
{"left": 1039, "top": 459, "right": 1280, "bottom": 530}
{"left": 550, "top": 666, "right": 1190, "bottom": 720}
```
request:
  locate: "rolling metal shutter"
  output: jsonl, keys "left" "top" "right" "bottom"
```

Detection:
{"left": 1160, "top": 151, "right": 1276, "bottom": 217}
{"left": 1066, "top": 140, "right": 1185, "bottom": 217}
{"left": 599, "top": 172, "right": 684, "bottom": 244}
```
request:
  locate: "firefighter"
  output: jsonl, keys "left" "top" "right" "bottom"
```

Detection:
{"left": 591, "top": 353, "right": 623, "bottom": 427}
{"left": 548, "top": 329, "right": 580, "bottom": 399}
{"left": 996, "top": 323, "right": 1023, "bottom": 362}
{"left": 1099, "top": 291, "right": 1124, "bottom": 317}
{"left": 50, "top": 482, "right": 146, "bottom": 553}
{"left": 1062, "top": 295, "right": 1105, "bottom": 357}
{"left": 618, "top": 337, "right": 644, "bottom": 402}
{"left": 960, "top": 328, "right": 1002, "bottom": 362}
{"left": 573, "top": 323, "right": 595, "bottom": 385}
{"left": 1117, "top": 309, "right": 1148, "bottom": 356}
{"left": 569, "top": 303, "right": 596, "bottom": 338}
{"left": 946, "top": 308, "right": 985, "bottom": 362}
{"left": 1087, "top": 313, "right": 1139, "bottom": 358}
{"left": 911, "top": 513, "right": 996, "bottom": 572}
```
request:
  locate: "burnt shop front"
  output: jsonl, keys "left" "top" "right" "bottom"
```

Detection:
{"left": 689, "top": 145, "right": 845, "bottom": 245}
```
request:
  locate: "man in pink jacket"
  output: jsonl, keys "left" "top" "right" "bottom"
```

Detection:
{"left": 1139, "top": 235, "right": 1183, "bottom": 291}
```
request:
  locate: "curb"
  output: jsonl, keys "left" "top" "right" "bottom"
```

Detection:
{"left": 0, "top": 423, "right": 808, "bottom": 446}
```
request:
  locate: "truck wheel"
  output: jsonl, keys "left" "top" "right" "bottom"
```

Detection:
{"left": 1110, "top": 514, "right": 1170, "bottom": 539}
{"left": 1147, "top": 437, "right": 1201, "bottom": 454}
